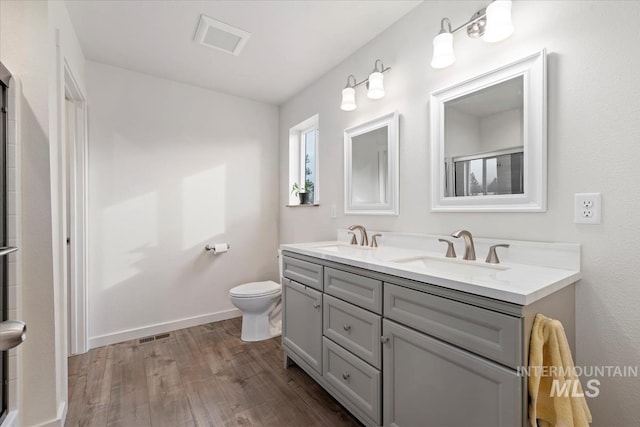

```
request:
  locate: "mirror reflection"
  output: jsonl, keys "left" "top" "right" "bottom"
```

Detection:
{"left": 444, "top": 76, "right": 524, "bottom": 197}
{"left": 344, "top": 111, "right": 399, "bottom": 215}
{"left": 351, "top": 127, "right": 388, "bottom": 204}
{"left": 431, "top": 50, "right": 546, "bottom": 212}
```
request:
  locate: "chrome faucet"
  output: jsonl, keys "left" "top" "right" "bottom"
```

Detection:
{"left": 451, "top": 229, "right": 476, "bottom": 261}
{"left": 486, "top": 244, "right": 510, "bottom": 264}
{"left": 438, "top": 239, "right": 457, "bottom": 258}
{"left": 348, "top": 225, "right": 368, "bottom": 246}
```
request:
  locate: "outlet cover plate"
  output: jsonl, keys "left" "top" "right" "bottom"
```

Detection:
{"left": 574, "top": 193, "right": 601, "bottom": 224}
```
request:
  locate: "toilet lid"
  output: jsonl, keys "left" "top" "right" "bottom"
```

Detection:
{"left": 230, "top": 281, "right": 281, "bottom": 298}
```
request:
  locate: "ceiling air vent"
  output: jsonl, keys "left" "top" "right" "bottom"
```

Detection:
{"left": 194, "top": 14, "right": 251, "bottom": 56}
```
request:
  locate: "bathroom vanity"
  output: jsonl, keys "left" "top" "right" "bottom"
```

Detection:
{"left": 280, "top": 232, "right": 580, "bottom": 427}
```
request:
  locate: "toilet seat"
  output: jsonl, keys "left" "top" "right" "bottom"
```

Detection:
{"left": 230, "top": 281, "right": 281, "bottom": 298}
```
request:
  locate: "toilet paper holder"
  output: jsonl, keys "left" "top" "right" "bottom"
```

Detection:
{"left": 205, "top": 243, "right": 231, "bottom": 253}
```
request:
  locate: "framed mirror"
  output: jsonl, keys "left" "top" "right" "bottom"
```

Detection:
{"left": 344, "top": 111, "right": 399, "bottom": 215}
{"left": 430, "top": 49, "right": 547, "bottom": 212}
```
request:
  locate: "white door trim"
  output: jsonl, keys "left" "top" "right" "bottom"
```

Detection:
{"left": 63, "top": 60, "right": 89, "bottom": 355}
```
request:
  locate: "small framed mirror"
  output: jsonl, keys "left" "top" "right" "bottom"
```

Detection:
{"left": 430, "top": 50, "right": 547, "bottom": 212}
{"left": 344, "top": 111, "right": 399, "bottom": 215}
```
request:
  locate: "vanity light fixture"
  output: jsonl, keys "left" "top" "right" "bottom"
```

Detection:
{"left": 430, "top": 0, "right": 514, "bottom": 69}
{"left": 340, "top": 59, "right": 391, "bottom": 111}
{"left": 341, "top": 76, "right": 357, "bottom": 111}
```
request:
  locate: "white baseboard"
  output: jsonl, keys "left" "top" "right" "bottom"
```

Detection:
{"left": 32, "top": 401, "right": 66, "bottom": 427}
{"left": 88, "top": 308, "right": 242, "bottom": 349}
{"left": 58, "top": 401, "right": 67, "bottom": 427}
{"left": 1, "top": 411, "right": 18, "bottom": 427}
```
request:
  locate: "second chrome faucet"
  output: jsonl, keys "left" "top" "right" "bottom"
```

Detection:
{"left": 348, "top": 224, "right": 369, "bottom": 246}
{"left": 447, "top": 230, "right": 510, "bottom": 264}
{"left": 450, "top": 229, "right": 476, "bottom": 261}
{"left": 347, "top": 225, "right": 381, "bottom": 248}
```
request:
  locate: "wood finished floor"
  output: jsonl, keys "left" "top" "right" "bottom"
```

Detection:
{"left": 66, "top": 318, "right": 361, "bottom": 427}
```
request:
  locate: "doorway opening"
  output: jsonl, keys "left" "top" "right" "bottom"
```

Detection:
{"left": 63, "top": 65, "right": 88, "bottom": 356}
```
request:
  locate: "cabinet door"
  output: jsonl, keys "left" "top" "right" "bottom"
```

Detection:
{"left": 382, "top": 319, "right": 521, "bottom": 427}
{"left": 283, "top": 279, "right": 323, "bottom": 374}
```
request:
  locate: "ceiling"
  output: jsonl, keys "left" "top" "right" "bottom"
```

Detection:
{"left": 65, "top": 0, "right": 422, "bottom": 105}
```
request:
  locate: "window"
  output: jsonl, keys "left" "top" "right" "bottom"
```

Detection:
{"left": 452, "top": 148, "right": 523, "bottom": 196}
{"left": 289, "top": 114, "right": 319, "bottom": 205}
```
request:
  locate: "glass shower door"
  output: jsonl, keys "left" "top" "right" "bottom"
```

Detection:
{"left": 0, "top": 58, "right": 8, "bottom": 425}
{"left": 0, "top": 60, "right": 26, "bottom": 424}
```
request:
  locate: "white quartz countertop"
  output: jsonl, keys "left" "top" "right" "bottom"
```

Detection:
{"left": 280, "top": 240, "right": 581, "bottom": 306}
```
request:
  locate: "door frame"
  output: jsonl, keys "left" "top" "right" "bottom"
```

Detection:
{"left": 63, "top": 60, "right": 89, "bottom": 355}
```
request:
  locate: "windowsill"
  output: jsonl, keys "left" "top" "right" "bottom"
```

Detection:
{"left": 286, "top": 204, "right": 320, "bottom": 208}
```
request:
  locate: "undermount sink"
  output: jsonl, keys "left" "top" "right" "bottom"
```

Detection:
{"left": 314, "top": 243, "right": 374, "bottom": 253}
{"left": 391, "top": 255, "right": 509, "bottom": 277}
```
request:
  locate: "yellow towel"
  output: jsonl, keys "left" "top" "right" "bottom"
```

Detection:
{"left": 528, "top": 313, "right": 592, "bottom": 427}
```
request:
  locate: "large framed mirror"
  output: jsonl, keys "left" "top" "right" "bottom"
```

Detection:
{"left": 430, "top": 50, "right": 547, "bottom": 212}
{"left": 344, "top": 111, "right": 399, "bottom": 215}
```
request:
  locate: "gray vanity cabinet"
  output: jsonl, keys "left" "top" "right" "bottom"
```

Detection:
{"left": 280, "top": 251, "right": 561, "bottom": 427}
{"left": 282, "top": 278, "right": 323, "bottom": 374}
{"left": 382, "top": 319, "right": 521, "bottom": 427}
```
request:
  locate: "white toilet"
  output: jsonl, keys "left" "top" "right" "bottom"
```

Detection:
{"left": 229, "top": 280, "right": 282, "bottom": 342}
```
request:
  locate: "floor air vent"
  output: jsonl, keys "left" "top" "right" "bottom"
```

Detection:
{"left": 193, "top": 14, "right": 251, "bottom": 56}
{"left": 139, "top": 332, "right": 171, "bottom": 344}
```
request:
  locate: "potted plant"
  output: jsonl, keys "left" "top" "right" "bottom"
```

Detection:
{"left": 291, "top": 181, "right": 314, "bottom": 204}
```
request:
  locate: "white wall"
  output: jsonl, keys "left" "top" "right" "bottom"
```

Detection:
{"left": 1, "top": 1, "right": 87, "bottom": 425}
{"left": 479, "top": 107, "right": 523, "bottom": 151}
{"left": 0, "top": 1, "right": 80, "bottom": 425}
{"left": 444, "top": 108, "right": 480, "bottom": 158}
{"left": 0, "top": 2, "right": 58, "bottom": 426}
{"left": 86, "top": 62, "right": 280, "bottom": 346}
{"left": 279, "top": 1, "right": 640, "bottom": 424}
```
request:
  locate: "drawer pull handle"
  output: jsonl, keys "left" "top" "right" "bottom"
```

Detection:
{"left": 380, "top": 336, "right": 389, "bottom": 344}
{"left": 313, "top": 302, "right": 320, "bottom": 309}
{"left": 342, "top": 372, "right": 350, "bottom": 380}
{"left": 343, "top": 324, "right": 351, "bottom": 331}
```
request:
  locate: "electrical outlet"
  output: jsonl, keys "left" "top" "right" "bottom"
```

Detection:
{"left": 330, "top": 204, "right": 337, "bottom": 219}
{"left": 574, "top": 193, "right": 601, "bottom": 224}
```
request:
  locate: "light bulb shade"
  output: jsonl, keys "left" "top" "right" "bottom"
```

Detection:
{"left": 367, "top": 72, "right": 385, "bottom": 99}
{"left": 431, "top": 32, "right": 455, "bottom": 69}
{"left": 341, "top": 87, "right": 357, "bottom": 111}
{"left": 483, "top": 0, "right": 514, "bottom": 43}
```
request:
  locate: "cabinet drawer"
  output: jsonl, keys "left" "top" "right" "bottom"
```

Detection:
{"left": 323, "top": 294, "right": 381, "bottom": 369}
{"left": 324, "top": 267, "right": 382, "bottom": 313}
{"left": 323, "top": 337, "right": 381, "bottom": 424}
{"left": 282, "top": 256, "right": 323, "bottom": 291}
{"left": 384, "top": 283, "right": 522, "bottom": 368}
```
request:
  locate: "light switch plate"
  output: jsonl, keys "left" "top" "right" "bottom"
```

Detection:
{"left": 574, "top": 193, "right": 601, "bottom": 224}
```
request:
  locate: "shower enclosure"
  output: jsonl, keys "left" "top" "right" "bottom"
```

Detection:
{"left": 0, "top": 60, "right": 27, "bottom": 423}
